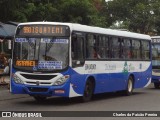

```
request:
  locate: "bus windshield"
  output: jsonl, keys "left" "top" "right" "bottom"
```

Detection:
{"left": 13, "top": 37, "right": 69, "bottom": 72}
{"left": 152, "top": 43, "right": 160, "bottom": 68}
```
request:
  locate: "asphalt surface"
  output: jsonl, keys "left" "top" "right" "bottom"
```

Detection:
{"left": 0, "top": 83, "right": 160, "bottom": 120}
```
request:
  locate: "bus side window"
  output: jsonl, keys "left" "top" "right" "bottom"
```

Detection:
{"left": 122, "top": 39, "right": 132, "bottom": 59}
{"left": 86, "top": 34, "right": 97, "bottom": 59}
{"left": 110, "top": 37, "right": 120, "bottom": 59}
{"left": 132, "top": 40, "right": 141, "bottom": 59}
{"left": 142, "top": 41, "right": 150, "bottom": 60}
{"left": 71, "top": 35, "right": 84, "bottom": 66}
{"left": 96, "top": 35, "right": 109, "bottom": 59}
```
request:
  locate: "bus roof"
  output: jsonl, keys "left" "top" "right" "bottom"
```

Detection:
{"left": 151, "top": 36, "right": 160, "bottom": 39}
{"left": 18, "top": 22, "right": 151, "bottom": 40}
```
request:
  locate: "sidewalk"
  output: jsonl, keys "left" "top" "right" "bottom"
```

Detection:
{"left": 0, "top": 75, "right": 10, "bottom": 84}
{"left": 0, "top": 76, "right": 29, "bottom": 101}
{"left": 0, "top": 76, "right": 10, "bottom": 90}
{"left": 0, "top": 76, "right": 10, "bottom": 85}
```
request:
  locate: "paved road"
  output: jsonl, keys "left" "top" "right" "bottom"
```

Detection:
{"left": 0, "top": 84, "right": 160, "bottom": 120}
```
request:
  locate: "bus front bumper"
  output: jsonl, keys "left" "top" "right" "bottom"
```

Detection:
{"left": 11, "top": 80, "right": 70, "bottom": 97}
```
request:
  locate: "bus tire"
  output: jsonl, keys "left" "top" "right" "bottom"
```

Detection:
{"left": 125, "top": 76, "right": 134, "bottom": 96}
{"left": 33, "top": 96, "right": 47, "bottom": 102}
{"left": 82, "top": 79, "right": 94, "bottom": 102}
{"left": 154, "top": 83, "right": 160, "bottom": 89}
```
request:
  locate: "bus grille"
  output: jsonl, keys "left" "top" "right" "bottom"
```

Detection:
{"left": 28, "top": 87, "right": 48, "bottom": 92}
{"left": 26, "top": 82, "right": 52, "bottom": 85}
{"left": 20, "top": 74, "right": 57, "bottom": 80}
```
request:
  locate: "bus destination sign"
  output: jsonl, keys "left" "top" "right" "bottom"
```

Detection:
{"left": 16, "top": 25, "right": 70, "bottom": 36}
{"left": 16, "top": 60, "right": 36, "bottom": 67}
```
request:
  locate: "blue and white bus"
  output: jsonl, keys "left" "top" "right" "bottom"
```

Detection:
{"left": 11, "top": 22, "right": 152, "bottom": 102}
{"left": 151, "top": 36, "right": 160, "bottom": 88}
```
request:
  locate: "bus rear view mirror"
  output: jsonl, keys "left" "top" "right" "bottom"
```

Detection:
{"left": 76, "top": 60, "right": 80, "bottom": 65}
{"left": 72, "top": 60, "right": 84, "bottom": 68}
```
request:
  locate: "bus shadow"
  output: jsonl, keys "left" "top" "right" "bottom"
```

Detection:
{"left": 146, "top": 87, "right": 160, "bottom": 91}
{"left": 18, "top": 91, "right": 146, "bottom": 106}
{"left": 92, "top": 91, "right": 145, "bottom": 101}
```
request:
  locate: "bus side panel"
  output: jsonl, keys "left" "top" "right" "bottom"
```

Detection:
{"left": 134, "top": 64, "right": 152, "bottom": 88}
{"left": 71, "top": 61, "right": 151, "bottom": 95}
{"left": 70, "top": 72, "right": 126, "bottom": 94}
{"left": 109, "top": 73, "right": 126, "bottom": 92}
{"left": 94, "top": 73, "right": 110, "bottom": 93}
{"left": 70, "top": 69, "right": 86, "bottom": 96}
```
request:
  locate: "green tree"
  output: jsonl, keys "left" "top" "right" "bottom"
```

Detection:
{"left": 0, "top": 0, "right": 107, "bottom": 28}
{"left": 57, "top": 0, "right": 107, "bottom": 27}
{"left": 0, "top": 0, "right": 25, "bottom": 22}
{"left": 105, "top": 0, "right": 157, "bottom": 34}
{"left": 151, "top": 0, "right": 160, "bottom": 35}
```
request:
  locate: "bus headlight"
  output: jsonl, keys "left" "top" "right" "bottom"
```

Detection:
{"left": 13, "top": 74, "right": 24, "bottom": 84}
{"left": 53, "top": 75, "right": 70, "bottom": 86}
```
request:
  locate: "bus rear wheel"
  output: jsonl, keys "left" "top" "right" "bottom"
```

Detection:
{"left": 125, "top": 76, "right": 134, "bottom": 96}
{"left": 154, "top": 83, "right": 160, "bottom": 89}
{"left": 82, "top": 80, "right": 94, "bottom": 102}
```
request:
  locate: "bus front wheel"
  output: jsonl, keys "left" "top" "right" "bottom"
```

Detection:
{"left": 82, "top": 79, "right": 94, "bottom": 102}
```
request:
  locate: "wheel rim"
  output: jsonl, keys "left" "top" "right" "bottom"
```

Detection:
{"left": 128, "top": 79, "right": 133, "bottom": 92}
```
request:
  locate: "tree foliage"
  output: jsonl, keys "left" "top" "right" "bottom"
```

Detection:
{"left": 1, "top": 0, "right": 160, "bottom": 35}
{"left": 0, "top": 0, "right": 107, "bottom": 27}
{"left": 106, "top": 0, "right": 160, "bottom": 34}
